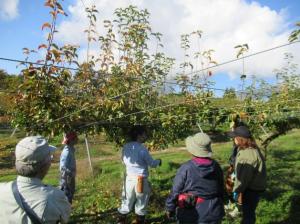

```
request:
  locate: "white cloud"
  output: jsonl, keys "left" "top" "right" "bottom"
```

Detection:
{"left": 55, "top": 0, "right": 300, "bottom": 80}
{"left": 0, "top": 0, "right": 19, "bottom": 21}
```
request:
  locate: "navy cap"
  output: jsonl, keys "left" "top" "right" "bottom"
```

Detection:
{"left": 228, "top": 126, "right": 252, "bottom": 138}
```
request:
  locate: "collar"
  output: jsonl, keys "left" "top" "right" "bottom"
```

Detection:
{"left": 192, "top": 157, "right": 213, "bottom": 165}
{"left": 65, "top": 145, "right": 75, "bottom": 151}
{"left": 17, "top": 176, "right": 43, "bottom": 186}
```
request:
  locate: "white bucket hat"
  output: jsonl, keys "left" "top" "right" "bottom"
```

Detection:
{"left": 185, "top": 133, "right": 212, "bottom": 157}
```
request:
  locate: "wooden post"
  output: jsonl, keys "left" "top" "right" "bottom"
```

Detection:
{"left": 84, "top": 134, "right": 94, "bottom": 177}
{"left": 197, "top": 122, "right": 204, "bottom": 133}
{"left": 260, "top": 125, "right": 268, "bottom": 135}
{"left": 10, "top": 128, "right": 17, "bottom": 137}
{"left": 260, "top": 125, "right": 269, "bottom": 160}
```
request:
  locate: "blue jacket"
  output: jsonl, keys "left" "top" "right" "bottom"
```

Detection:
{"left": 60, "top": 145, "right": 76, "bottom": 177}
{"left": 166, "top": 159, "right": 225, "bottom": 222}
{"left": 122, "top": 141, "right": 160, "bottom": 177}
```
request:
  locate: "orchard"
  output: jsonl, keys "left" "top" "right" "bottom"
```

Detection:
{"left": 0, "top": 1, "right": 300, "bottom": 223}
{"left": 7, "top": 1, "right": 300, "bottom": 151}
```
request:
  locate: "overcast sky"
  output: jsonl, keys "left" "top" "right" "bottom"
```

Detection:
{"left": 0, "top": 0, "right": 299, "bottom": 90}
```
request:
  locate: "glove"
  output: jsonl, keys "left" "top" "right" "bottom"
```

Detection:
{"left": 233, "top": 192, "right": 238, "bottom": 201}
{"left": 157, "top": 159, "right": 162, "bottom": 166}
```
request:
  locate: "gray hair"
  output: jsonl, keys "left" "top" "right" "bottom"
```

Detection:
{"left": 15, "top": 156, "right": 51, "bottom": 177}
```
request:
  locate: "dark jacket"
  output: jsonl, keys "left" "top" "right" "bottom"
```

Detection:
{"left": 229, "top": 144, "right": 238, "bottom": 166}
{"left": 166, "top": 159, "right": 225, "bottom": 223}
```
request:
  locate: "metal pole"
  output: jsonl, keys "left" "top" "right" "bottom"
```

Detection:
{"left": 84, "top": 134, "right": 94, "bottom": 177}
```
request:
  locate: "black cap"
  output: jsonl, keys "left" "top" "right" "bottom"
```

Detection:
{"left": 228, "top": 126, "right": 252, "bottom": 138}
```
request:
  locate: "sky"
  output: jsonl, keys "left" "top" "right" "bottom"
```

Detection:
{"left": 0, "top": 0, "right": 299, "bottom": 92}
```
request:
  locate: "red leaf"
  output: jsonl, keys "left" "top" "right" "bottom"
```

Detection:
{"left": 38, "top": 44, "right": 48, "bottom": 50}
{"left": 44, "top": 1, "right": 54, "bottom": 8}
{"left": 36, "top": 60, "right": 44, "bottom": 64}
{"left": 50, "top": 11, "right": 57, "bottom": 18}
{"left": 41, "top": 22, "right": 51, "bottom": 30}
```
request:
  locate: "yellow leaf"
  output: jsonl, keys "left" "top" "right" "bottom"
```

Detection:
{"left": 41, "top": 22, "right": 51, "bottom": 30}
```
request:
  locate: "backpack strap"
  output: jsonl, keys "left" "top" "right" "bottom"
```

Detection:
{"left": 11, "top": 181, "right": 42, "bottom": 224}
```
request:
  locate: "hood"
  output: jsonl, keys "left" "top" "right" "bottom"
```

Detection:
{"left": 191, "top": 159, "right": 216, "bottom": 178}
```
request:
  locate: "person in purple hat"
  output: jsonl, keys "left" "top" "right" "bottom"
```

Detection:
{"left": 60, "top": 131, "right": 78, "bottom": 204}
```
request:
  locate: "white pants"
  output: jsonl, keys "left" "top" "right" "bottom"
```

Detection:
{"left": 118, "top": 175, "right": 151, "bottom": 216}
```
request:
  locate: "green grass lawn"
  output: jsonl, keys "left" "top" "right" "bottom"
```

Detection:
{"left": 0, "top": 130, "right": 300, "bottom": 223}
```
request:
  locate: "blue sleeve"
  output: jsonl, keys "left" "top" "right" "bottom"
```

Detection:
{"left": 142, "top": 148, "right": 160, "bottom": 168}
{"left": 165, "top": 166, "right": 187, "bottom": 212}
{"left": 60, "top": 149, "right": 71, "bottom": 173}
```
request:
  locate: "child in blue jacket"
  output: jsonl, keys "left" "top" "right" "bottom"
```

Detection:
{"left": 166, "top": 133, "right": 225, "bottom": 224}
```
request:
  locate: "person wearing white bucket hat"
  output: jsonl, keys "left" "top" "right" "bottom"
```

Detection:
{"left": 0, "top": 136, "right": 71, "bottom": 224}
{"left": 185, "top": 132, "right": 213, "bottom": 158}
{"left": 166, "top": 132, "right": 225, "bottom": 224}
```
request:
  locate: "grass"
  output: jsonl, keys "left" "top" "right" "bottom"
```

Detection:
{"left": 0, "top": 129, "right": 300, "bottom": 223}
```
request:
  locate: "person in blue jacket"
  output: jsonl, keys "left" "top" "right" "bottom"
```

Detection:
{"left": 166, "top": 132, "right": 225, "bottom": 224}
{"left": 60, "top": 131, "right": 78, "bottom": 204}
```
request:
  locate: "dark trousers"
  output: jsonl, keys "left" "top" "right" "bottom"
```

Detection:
{"left": 176, "top": 208, "right": 222, "bottom": 224}
{"left": 242, "top": 190, "right": 261, "bottom": 224}
{"left": 177, "top": 220, "right": 221, "bottom": 224}
{"left": 60, "top": 175, "right": 75, "bottom": 204}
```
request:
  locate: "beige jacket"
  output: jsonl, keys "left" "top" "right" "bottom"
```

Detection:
{"left": 0, "top": 176, "right": 71, "bottom": 224}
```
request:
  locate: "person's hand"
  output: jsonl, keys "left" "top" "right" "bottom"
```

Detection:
{"left": 233, "top": 192, "right": 243, "bottom": 205}
{"left": 237, "top": 193, "right": 243, "bottom": 205}
{"left": 165, "top": 210, "right": 175, "bottom": 219}
{"left": 66, "top": 174, "right": 73, "bottom": 184}
{"left": 157, "top": 159, "right": 162, "bottom": 166}
{"left": 227, "top": 165, "right": 234, "bottom": 174}
{"left": 225, "top": 175, "right": 234, "bottom": 194}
